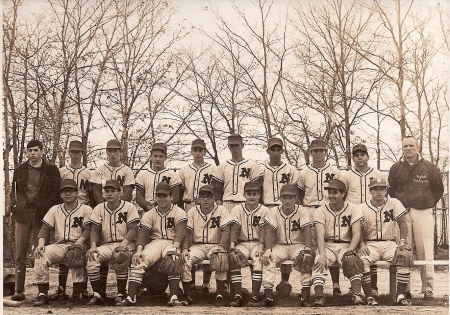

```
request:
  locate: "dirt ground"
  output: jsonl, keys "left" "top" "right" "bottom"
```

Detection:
{"left": 3, "top": 266, "right": 449, "bottom": 315}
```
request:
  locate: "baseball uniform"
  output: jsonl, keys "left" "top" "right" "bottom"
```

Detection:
{"left": 91, "top": 163, "right": 135, "bottom": 188}
{"left": 260, "top": 161, "right": 299, "bottom": 207}
{"left": 179, "top": 162, "right": 215, "bottom": 211}
{"left": 342, "top": 166, "right": 387, "bottom": 205}
{"left": 135, "top": 168, "right": 182, "bottom": 207}
{"left": 60, "top": 165, "right": 93, "bottom": 205}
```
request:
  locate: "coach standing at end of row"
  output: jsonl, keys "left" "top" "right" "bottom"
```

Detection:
{"left": 388, "top": 136, "right": 444, "bottom": 300}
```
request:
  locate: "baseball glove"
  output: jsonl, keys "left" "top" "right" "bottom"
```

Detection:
{"left": 275, "top": 281, "right": 292, "bottom": 299}
{"left": 110, "top": 246, "right": 131, "bottom": 271}
{"left": 392, "top": 246, "right": 414, "bottom": 267}
{"left": 62, "top": 244, "right": 86, "bottom": 268}
{"left": 293, "top": 249, "right": 315, "bottom": 273}
{"left": 228, "top": 249, "right": 249, "bottom": 270}
{"left": 210, "top": 251, "right": 229, "bottom": 272}
{"left": 158, "top": 251, "right": 182, "bottom": 276}
{"left": 342, "top": 249, "right": 364, "bottom": 279}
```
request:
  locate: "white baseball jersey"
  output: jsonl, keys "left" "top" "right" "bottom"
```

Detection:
{"left": 89, "top": 200, "right": 140, "bottom": 243}
{"left": 342, "top": 167, "right": 387, "bottom": 205}
{"left": 60, "top": 165, "right": 93, "bottom": 204}
{"left": 135, "top": 168, "right": 182, "bottom": 204}
{"left": 91, "top": 163, "right": 135, "bottom": 187}
{"left": 187, "top": 204, "right": 232, "bottom": 244}
{"left": 42, "top": 203, "right": 92, "bottom": 242}
{"left": 264, "top": 205, "right": 311, "bottom": 244}
{"left": 297, "top": 163, "right": 341, "bottom": 206}
{"left": 213, "top": 159, "right": 263, "bottom": 202}
{"left": 314, "top": 202, "right": 363, "bottom": 242}
{"left": 358, "top": 197, "right": 406, "bottom": 241}
{"left": 139, "top": 204, "right": 187, "bottom": 240}
{"left": 230, "top": 203, "right": 270, "bottom": 241}
{"left": 260, "top": 162, "right": 299, "bottom": 206}
{"left": 179, "top": 162, "right": 215, "bottom": 202}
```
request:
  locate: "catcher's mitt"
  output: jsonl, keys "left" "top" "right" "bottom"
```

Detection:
{"left": 342, "top": 250, "right": 364, "bottom": 279}
{"left": 294, "top": 249, "right": 315, "bottom": 273}
{"left": 110, "top": 246, "right": 131, "bottom": 271}
{"left": 210, "top": 251, "right": 229, "bottom": 272}
{"left": 392, "top": 246, "right": 414, "bottom": 267}
{"left": 158, "top": 251, "right": 183, "bottom": 276}
{"left": 62, "top": 244, "right": 86, "bottom": 268}
{"left": 275, "top": 281, "right": 292, "bottom": 299}
{"left": 228, "top": 249, "right": 249, "bottom": 270}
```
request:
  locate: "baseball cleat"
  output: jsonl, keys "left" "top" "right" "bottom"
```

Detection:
{"left": 11, "top": 292, "right": 26, "bottom": 301}
{"left": 396, "top": 296, "right": 412, "bottom": 306}
{"left": 180, "top": 294, "right": 193, "bottom": 306}
{"left": 168, "top": 295, "right": 182, "bottom": 307}
{"left": 300, "top": 296, "right": 312, "bottom": 307}
{"left": 114, "top": 293, "right": 126, "bottom": 306}
{"left": 215, "top": 295, "right": 225, "bottom": 307}
{"left": 333, "top": 287, "right": 343, "bottom": 297}
{"left": 121, "top": 296, "right": 137, "bottom": 307}
{"left": 313, "top": 296, "right": 325, "bottom": 307}
{"left": 229, "top": 295, "right": 243, "bottom": 307}
{"left": 86, "top": 292, "right": 104, "bottom": 306}
{"left": 367, "top": 296, "right": 379, "bottom": 306}
{"left": 352, "top": 293, "right": 365, "bottom": 305}
{"left": 247, "top": 296, "right": 274, "bottom": 307}
{"left": 423, "top": 291, "right": 434, "bottom": 300}
{"left": 48, "top": 286, "right": 69, "bottom": 301}
{"left": 33, "top": 293, "right": 49, "bottom": 307}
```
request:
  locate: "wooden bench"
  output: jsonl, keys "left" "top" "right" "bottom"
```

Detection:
{"left": 197, "top": 259, "right": 449, "bottom": 303}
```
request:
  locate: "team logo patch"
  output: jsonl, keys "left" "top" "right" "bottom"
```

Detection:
{"left": 161, "top": 176, "right": 171, "bottom": 184}
{"left": 79, "top": 178, "right": 89, "bottom": 190}
{"left": 201, "top": 173, "right": 213, "bottom": 185}
{"left": 116, "top": 175, "right": 125, "bottom": 186}
{"left": 239, "top": 168, "right": 251, "bottom": 179}
{"left": 280, "top": 173, "right": 291, "bottom": 184}
{"left": 210, "top": 216, "right": 221, "bottom": 228}
{"left": 167, "top": 217, "right": 175, "bottom": 228}
{"left": 252, "top": 216, "right": 261, "bottom": 227}
{"left": 116, "top": 212, "right": 128, "bottom": 224}
{"left": 324, "top": 173, "right": 335, "bottom": 183}
{"left": 291, "top": 219, "right": 301, "bottom": 231}
{"left": 341, "top": 215, "right": 351, "bottom": 227}
{"left": 71, "top": 217, "right": 84, "bottom": 228}
{"left": 383, "top": 209, "right": 394, "bottom": 223}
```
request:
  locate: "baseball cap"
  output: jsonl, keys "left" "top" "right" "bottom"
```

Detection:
{"left": 151, "top": 143, "right": 167, "bottom": 154}
{"left": 192, "top": 139, "right": 206, "bottom": 149}
{"left": 244, "top": 182, "right": 260, "bottom": 192}
{"left": 68, "top": 140, "right": 83, "bottom": 151}
{"left": 309, "top": 139, "right": 327, "bottom": 151}
{"left": 103, "top": 179, "right": 121, "bottom": 190}
{"left": 268, "top": 137, "right": 283, "bottom": 148}
{"left": 155, "top": 182, "right": 172, "bottom": 194}
{"left": 280, "top": 184, "right": 297, "bottom": 196}
{"left": 228, "top": 133, "right": 243, "bottom": 144}
{"left": 106, "top": 139, "right": 121, "bottom": 149}
{"left": 199, "top": 185, "right": 215, "bottom": 195}
{"left": 352, "top": 144, "right": 368, "bottom": 154}
{"left": 60, "top": 179, "right": 78, "bottom": 191}
{"left": 369, "top": 178, "right": 387, "bottom": 188}
{"left": 324, "top": 179, "right": 347, "bottom": 191}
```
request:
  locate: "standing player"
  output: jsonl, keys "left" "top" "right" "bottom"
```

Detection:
{"left": 86, "top": 180, "right": 140, "bottom": 306}
{"left": 212, "top": 133, "right": 263, "bottom": 212}
{"left": 297, "top": 139, "right": 343, "bottom": 296}
{"left": 342, "top": 144, "right": 387, "bottom": 296}
{"left": 135, "top": 143, "right": 182, "bottom": 212}
{"left": 91, "top": 139, "right": 135, "bottom": 205}
{"left": 123, "top": 183, "right": 187, "bottom": 307}
{"left": 33, "top": 179, "right": 92, "bottom": 306}
{"left": 260, "top": 137, "right": 300, "bottom": 293}
{"left": 180, "top": 185, "right": 232, "bottom": 307}
{"left": 358, "top": 178, "right": 411, "bottom": 306}
{"left": 52, "top": 140, "right": 93, "bottom": 301}
{"left": 228, "top": 182, "right": 270, "bottom": 306}
{"left": 248, "top": 184, "right": 313, "bottom": 307}
{"left": 311, "top": 179, "right": 364, "bottom": 306}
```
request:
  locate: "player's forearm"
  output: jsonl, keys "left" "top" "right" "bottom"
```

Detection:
{"left": 92, "top": 184, "right": 104, "bottom": 205}
{"left": 218, "top": 225, "right": 230, "bottom": 249}
{"left": 80, "top": 225, "right": 91, "bottom": 241}
{"left": 171, "top": 185, "right": 181, "bottom": 205}
{"left": 75, "top": 236, "right": 87, "bottom": 245}
{"left": 136, "top": 227, "right": 151, "bottom": 247}
{"left": 174, "top": 221, "right": 187, "bottom": 244}
{"left": 398, "top": 219, "right": 408, "bottom": 241}
{"left": 37, "top": 237, "right": 46, "bottom": 248}
{"left": 37, "top": 224, "right": 52, "bottom": 244}
{"left": 258, "top": 225, "right": 266, "bottom": 246}
{"left": 212, "top": 178, "right": 224, "bottom": 201}
{"left": 181, "top": 228, "right": 192, "bottom": 251}
{"left": 229, "top": 223, "right": 240, "bottom": 244}
{"left": 315, "top": 224, "right": 326, "bottom": 256}
{"left": 136, "top": 187, "right": 152, "bottom": 211}
{"left": 302, "top": 224, "right": 313, "bottom": 249}
{"left": 264, "top": 225, "right": 276, "bottom": 249}
{"left": 125, "top": 221, "right": 138, "bottom": 243}
{"left": 122, "top": 185, "right": 134, "bottom": 202}
{"left": 90, "top": 224, "right": 102, "bottom": 245}
{"left": 349, "top": 223, "right": 362, "bottom": 251}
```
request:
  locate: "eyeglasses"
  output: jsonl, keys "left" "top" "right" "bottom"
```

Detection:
{"left": 156, "top": 193, "right": 170, "bottom": 198}
{"left": 198, "top": 195, "right": 213, "bottom": 200}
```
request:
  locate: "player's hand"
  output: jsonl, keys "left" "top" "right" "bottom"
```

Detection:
{"left": 132, "top": 250, "right": 144, "bottom": 266}
{"left": 313, "top": 254, "right": 327, "bottom": 273}
{"left": 261, "top": 249, "right": 273, "bottom": 266}
{"left": 213, "top": 245, "right": 227, "bottom": 253}
{"left": 87, "top": 247, "right": 99, "bottom": 262}
{"left": 181, "top": 249, "right": 190, "bottom": 263}
{"left": 359, "top": 243, "right": 370, "bottom": 256}
{"left": 254, "top": 244, "right": 264, "bottom": 258}
{"left": 34, "top": 245, "right": 45, "bottom": 259}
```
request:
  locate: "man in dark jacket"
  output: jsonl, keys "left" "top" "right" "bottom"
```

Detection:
{"left": 8, "top": 139, "right": 62, "bottom": 301}
{"left": 388, "top": 136, "right": 444, "bottom": 300}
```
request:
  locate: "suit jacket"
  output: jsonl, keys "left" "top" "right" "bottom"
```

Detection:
{"left": 10, "top": 158, "right": 62, "bottom": 224}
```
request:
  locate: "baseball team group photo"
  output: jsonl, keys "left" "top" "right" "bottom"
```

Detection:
{"left": 3, "top": 0, "right": 449, "bottom": 314}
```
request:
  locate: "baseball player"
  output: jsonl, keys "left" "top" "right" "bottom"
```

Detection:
{"left": 121, "top": 182, "right": 187, "bottom": 306}
{"left": 180, "top": 185, "right": 232, "bottom": 307}
{"left": 260, "top": 137, "right": 300, "bottom": 292}
{"left": 311, "top": 179, "right": 364, "bottom": 306}
{"left": 91, "top": 139, "right": 135, "bottom": 205}
{"left": 358, "top": 178, "right": 411, "bottom": 306}
{"left": 135, "top": 143, "right": 182, "bottom": 212}
{"left": 248, "top": 184, "right": 313, "bottom": 307}
{"left": 228, "top": 181, "right": 270, "bottom": 306}
{"left": 342, "top": 144, "right": 387, "bottom": 296}
{"left": 33, "top": 179, "right": 92, "bottom": 307}
{"left": 53, "top": 140, "right": 93, "bottom": 301}
{"left": 86, "top": 179, "right": 140, "bottom": 306}
{"left": 297, "top": 139, "right": 343, "bottom": 296}
{"left": 212, "top": 133, "right": 263, "bottom": 212}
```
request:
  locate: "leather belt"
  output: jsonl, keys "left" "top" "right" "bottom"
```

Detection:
{"left": 223, "top": 200, "right": 245, "bottom": 203}
{"left": 325, "top": 239, "right": 350, "bottom": 243}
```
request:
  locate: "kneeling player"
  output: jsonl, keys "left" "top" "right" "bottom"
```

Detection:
{"left": 86, "top": 180, "right": 139, "bottom": 306}
{"left": 311, "top": 179, "right": 364, "bottom": 306}
{"left": 180, "top": 185, "right": 232, "bottom": 306}
{"left": 33, "top": 179, "right": 92, "bottom": 306}
{"left": 123, "top": 183, "right": 187, "bottom": 307}
{"left": 228, "top": 182, "right": 270, "bottom": 306}
{"left": 358, "top": 178, "right": 411, "bottom": 306}
{"left": 249, "top": 184, "right": 313, "bottom": 307}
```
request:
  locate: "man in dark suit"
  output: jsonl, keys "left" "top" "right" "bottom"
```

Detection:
{"left": 8, "top": 139, "right": 62, "bottom": 301}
